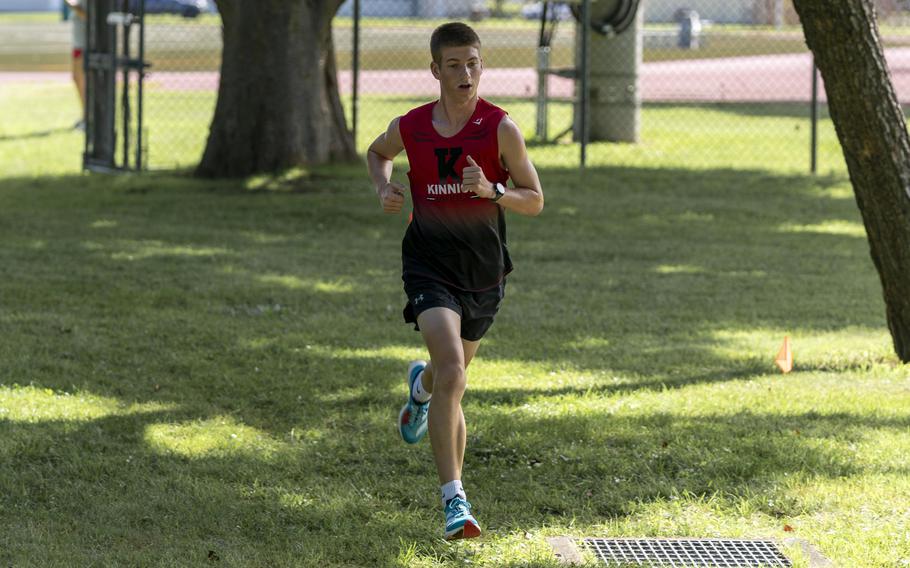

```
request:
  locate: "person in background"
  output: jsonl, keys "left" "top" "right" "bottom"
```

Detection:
{"left": 65, "top": 0, "right": 87, "bottom": 131}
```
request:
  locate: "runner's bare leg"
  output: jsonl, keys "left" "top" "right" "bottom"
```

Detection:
{"left": 416, "top": 307, "right": 480, "bottom": 484}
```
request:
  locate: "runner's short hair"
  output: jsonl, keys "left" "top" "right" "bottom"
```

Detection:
{"left": 431, "top": 22, "right": 481, "bottom": 64}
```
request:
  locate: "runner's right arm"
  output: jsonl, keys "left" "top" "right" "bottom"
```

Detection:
{"left": 368, "top": 117, "right": 407, "bottom": 214}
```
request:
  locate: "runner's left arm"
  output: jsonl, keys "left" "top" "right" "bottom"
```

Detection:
{"left": 462, "top": 116, "right": 544, "bottom": 216}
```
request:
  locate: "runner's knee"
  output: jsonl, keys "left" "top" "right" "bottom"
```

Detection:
{"left": 432, "top": 362, "right": 466, "bottom": 395}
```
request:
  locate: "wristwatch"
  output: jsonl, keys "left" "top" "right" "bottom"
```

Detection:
{"left": 492, "top": 182, "right": 506, "bottom": 202}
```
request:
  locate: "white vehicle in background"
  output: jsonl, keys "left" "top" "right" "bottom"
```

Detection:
{"left": 521, "top": 1, "right": 572, "bottom": 20}
{"left": 132, "top": 0, "right": 209, "bottom": 18}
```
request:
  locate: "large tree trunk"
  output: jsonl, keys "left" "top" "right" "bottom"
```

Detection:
{"left": 197, "top": 0, "right": 356, "bottom": 177}
{"left": 792, "top": 0, "right": 910, "bottom": 361}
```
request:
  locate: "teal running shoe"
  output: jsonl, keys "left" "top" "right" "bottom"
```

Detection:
{"left": 398, "top": 360, "right": 429, "bottom": 444}
{"left": 444, "top": 497, "right": 481, "bottom": 540}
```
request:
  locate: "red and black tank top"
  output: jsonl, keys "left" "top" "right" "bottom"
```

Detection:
{"left": 398, "top": 98, "right": 513, "bottom": 291}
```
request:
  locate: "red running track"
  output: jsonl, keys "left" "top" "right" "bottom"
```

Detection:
{"left": 5, "top": 48, "right": 910, "bottom": 103}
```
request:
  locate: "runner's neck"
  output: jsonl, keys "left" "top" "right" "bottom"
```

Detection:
{"left": 432, "top": 95, "right": 479, "bottom": 137}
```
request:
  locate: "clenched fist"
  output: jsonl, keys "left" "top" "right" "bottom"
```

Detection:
{"left": 462, "top": 155, "right": 494, "bottom": 199}
{"left": 378, "top": 181, "right": 407, "bottom": 213}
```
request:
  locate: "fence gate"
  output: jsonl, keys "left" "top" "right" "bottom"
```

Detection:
{"left": 84, "top": 0, "right": 146, "bottom": 172}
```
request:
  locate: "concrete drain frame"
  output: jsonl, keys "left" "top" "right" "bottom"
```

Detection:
{"left": 548, "top": 537, "right": 835, "bottom": 567}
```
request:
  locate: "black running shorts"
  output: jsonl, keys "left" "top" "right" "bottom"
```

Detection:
{"left": 403, "top": 275, "right": 505, "bottom": 342}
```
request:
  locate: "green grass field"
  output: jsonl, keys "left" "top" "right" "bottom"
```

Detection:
{"left": 0, "top": 82, "right": 845, "bottom": 174}
{"left": 1, "top": 81, "right": 908, "bottom": 567}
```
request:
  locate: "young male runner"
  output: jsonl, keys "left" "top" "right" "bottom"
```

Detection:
{"left": 367, "top": 22, "right": 544, "bottom": 540}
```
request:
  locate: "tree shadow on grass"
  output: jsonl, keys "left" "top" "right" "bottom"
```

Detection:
{"left": 0, "top": 163, "right": 887, "bottom": 417}
{"left": 0, "top": 164, "right": 894, "bottom": 563}
{"left": 0, "top": 126, "right": 75, "bottom": 142}
{"left": 0, "top": 385, "right": 904, "bottom": 565}
{"left": 462, "top": 408, "right": 910, "bottom": 550}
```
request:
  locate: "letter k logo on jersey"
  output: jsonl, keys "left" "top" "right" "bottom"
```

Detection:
{"left": 434, "top": 147, "right": 463, "bottom": 183}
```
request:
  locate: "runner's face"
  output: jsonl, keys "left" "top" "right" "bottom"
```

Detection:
{"left": 432, "top": 45, "right": 483, "bottom": 100}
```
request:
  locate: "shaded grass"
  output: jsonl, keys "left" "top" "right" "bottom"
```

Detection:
{"left": 0, "top": 162, "right": 905, "bottom": 567}
{"left": 0, "top": 76, "right": 908, "bottom": 568}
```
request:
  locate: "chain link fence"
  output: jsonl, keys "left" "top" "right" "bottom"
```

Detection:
{"left": 6, "top": 0, "right": 910, "bottom": 172}
{"left": 137, "top": 11, "right": 220, "bottom": 170}
{"left": 332, "top": 0, "right": 843, "bottom": 174}
{"left": 332, "top": 0, "right": 910, "bottom": 174}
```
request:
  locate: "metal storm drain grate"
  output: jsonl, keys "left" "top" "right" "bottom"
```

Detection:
{"left": 580, "top": 538, "right": 792, "bottom": 567}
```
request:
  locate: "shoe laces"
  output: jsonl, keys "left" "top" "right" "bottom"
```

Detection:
{"left": 445, "top": 496, "right": 472, "bottom": 516}
{"left": 409, "top": 399, "right": 429, "bottom": 423}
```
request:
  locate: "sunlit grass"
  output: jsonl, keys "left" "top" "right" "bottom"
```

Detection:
{"left": 145, "top": 416, "right": 288, "bottom": 460}
{"left": 0, "top": 82, "right": 847, "bottom": 175}
{"left": 778, "top": 219, "right": 867, "bottom": 238}
{"left": 256, "top": 274, "right": 357, "bottom": 294}
{"left": 0, "top": 385, "right": 174, "bottom": 423}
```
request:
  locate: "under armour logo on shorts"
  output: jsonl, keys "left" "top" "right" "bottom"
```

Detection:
{"left": 413, "top": 294, "right": 425, "bottom": 305}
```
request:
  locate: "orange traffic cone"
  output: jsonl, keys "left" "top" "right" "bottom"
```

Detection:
{"left": 775, "top": 336, "right": 793, "bottom": 374}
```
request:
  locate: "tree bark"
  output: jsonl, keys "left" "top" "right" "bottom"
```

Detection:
{"left": 197, "top": 0, "right": 356, "bottom": 178}
{"left": 792, "top": 0, "right": 910, "bottom": 361}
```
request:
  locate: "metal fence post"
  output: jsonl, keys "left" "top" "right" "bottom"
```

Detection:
{"left": 810, "top": 57, "right": 819, "bottom": 174}
{"left": 137, "top": 0, "right": 145, "bottom": 170}
{"left": 353, "top": 0, "right": 361, "bottom": 150}
{"left": 535, "top": 45, "right": 550, "bottom": 140}
{"left": 580, "top": 0, "right": 591, "bottom": 170}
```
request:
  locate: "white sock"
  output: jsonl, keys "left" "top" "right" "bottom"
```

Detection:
{"left": 411, "top": 370, "right": 432, "bottom": 403}
{"left": 441, "top": 480, "right": 466, "bottom": 505}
